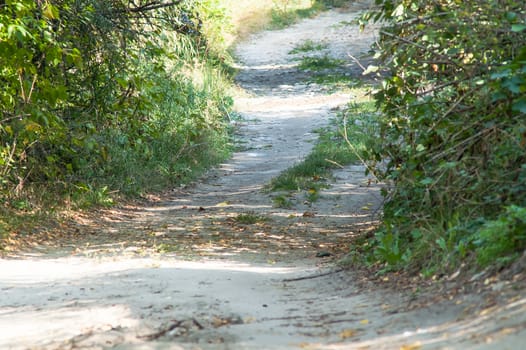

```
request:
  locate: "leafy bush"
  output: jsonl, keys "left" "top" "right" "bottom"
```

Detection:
{"left": 0, "top": 0, "right": 233, "bottom": 207}
{"left": 361, "top": 0, "right": 526, "bottom": 271}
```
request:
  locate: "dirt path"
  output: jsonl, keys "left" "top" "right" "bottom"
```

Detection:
{"left": 1, "top": 3, "right": 526, "bottom": 350}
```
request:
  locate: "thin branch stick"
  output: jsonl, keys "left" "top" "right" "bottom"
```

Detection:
{"left": 126, "top": 1, "right": 182, "bottom": 13}
{"left": 325, "top": 159, "right": 345, "bottom": 169}
{"left": 342, "top": 117, "right": 379, "bottom": 181}
{"left": 137, "top": 320, "right": 183, "bottom": 340}
{"left": 1, "top": 113, "right": 30, "bottom": 124}
{"left": 415, "top": 77, "right": 471, "bottom": 97}
{"left": 428, "top": 90, "right": 471, "bottom": 131}
{"left": 18, "top": 72, "right": 26, "bottom": 102}
{"left": 1, "top": 138, "right": 17, "bottom": 177}
{"left": 26, "top": 74, "right": 38, "bottom": 103}
{"left": 347, "top": 53, "right": 367, "bottom": 72}
{"left": 282, "top": 268, "right": 344, "bottom": 282}
{"left": 426, "top": 128, "right": 490, "bottom": 164}
{"left": 379, "top": 30, "right": 427, "bottom": 50}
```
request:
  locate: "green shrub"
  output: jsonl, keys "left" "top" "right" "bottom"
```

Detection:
{"left": 360, "top": 0, "right": 526, "bottom": 272}
{"left": 0, "top": 0, "right": 233, "bottom": 206}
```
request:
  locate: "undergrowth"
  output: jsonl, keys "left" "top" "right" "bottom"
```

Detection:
{"left": 352, "top": 0, "right": 526, "bottom": 275}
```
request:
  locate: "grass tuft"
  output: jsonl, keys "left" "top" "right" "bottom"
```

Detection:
{"left": 266, "top": 90, "right": 376, "bottom": 204}
{"left": 234, "top": 212, "right": 269, "bottom": 224}
{"left": 289, "top": 39, "right": 328, "bottom": 54}
{"left": 297, "top": 55, "right": 345, "bottom": 71}
{"left": 272, "top": 195, "right": 294, "bottom": 209}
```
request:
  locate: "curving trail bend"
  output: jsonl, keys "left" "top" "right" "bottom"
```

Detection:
{"left": 1, "top": 3, "right": 525, "bottom": 349}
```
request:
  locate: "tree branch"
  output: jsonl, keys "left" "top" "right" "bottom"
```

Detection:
{"left": 127, "top": 1, "right": 182, "bottom": 13}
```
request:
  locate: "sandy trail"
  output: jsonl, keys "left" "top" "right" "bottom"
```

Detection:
{"left": 1, "top": 3, "right": 525, "bottom": 350}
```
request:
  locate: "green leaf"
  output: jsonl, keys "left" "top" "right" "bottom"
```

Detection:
{"left": 7, "top": 24, "right": 30, "bottom": 40}
{"left": 502, "top": 77, "right": 522, "bottom": 94}
{"left": 438, "top": 161, "right": 458, "bottom": 170}
{"left": 362, "top": 65, "right": 379, "bottom": 75}
{"left": 511, "top": 24, "right": 526, "bottom": 32}
{"left": 420, "top": 177, "right": 434, "bottom": 186}
{"left": 436, "top": 237, "right": 447, "bottom": 251}
{"left": 491, "top": 91, "right": 507, "bottom": 102}
{"left": 392, "top": 4, "right": 405, "bottom": 18}
{"left": 490, "top": 69, "right": 511, "bottom": 79}
{"left": 512, "top": 98, "right": 526, "bottom": 114}
{"left": 42, "top": 3, "right": 59, "bottom": 20}
{"left": 506, "top": 12, "right": 517, "bottom": 21}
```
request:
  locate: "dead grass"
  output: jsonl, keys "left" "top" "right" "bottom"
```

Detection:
{"left": 221, "top": 0, "right": 275, "bottom": 47}
{"left": 221, "top": 0, "right": 314, "bottom": 47}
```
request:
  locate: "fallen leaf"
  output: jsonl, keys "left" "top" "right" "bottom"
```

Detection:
{"left": 212, "top": 316, "right": 226, "bottom": 328}
{"left": 499, "top": 327, "right": 517, "bottom": 335}
{"left": 244, "top": 317, "right": 256, "bottom": 324}
{"left": 400, "top": 342, "right": 422, "bottom": 350}
{"left": 360, "top": 319, "right": 369, "bottom": 325}
{"left": 480, "top": 306, "right": 498, "bottom": 316}
{"left": 216, "top": 201, "right": 231, "bottom": 207}
{"left": 339, "top": 329, "right": 359, "bottom": 339}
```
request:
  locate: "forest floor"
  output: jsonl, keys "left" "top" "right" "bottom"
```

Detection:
{"left": 1, "top": 2, "right": 526, "bottom": 349}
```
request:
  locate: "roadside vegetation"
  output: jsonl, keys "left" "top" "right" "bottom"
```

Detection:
{"left": 351, "top": 0, "right": 526, "bottom": 275}
{"left": 266, "top": 0, "right": 526, "bottom": 277}
{"left": 0, "top": 0, "right": 236, "bottom": 247}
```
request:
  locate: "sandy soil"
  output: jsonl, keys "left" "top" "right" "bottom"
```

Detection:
{"left": 1, "top": 2, "right": 525, "bottom": 349}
